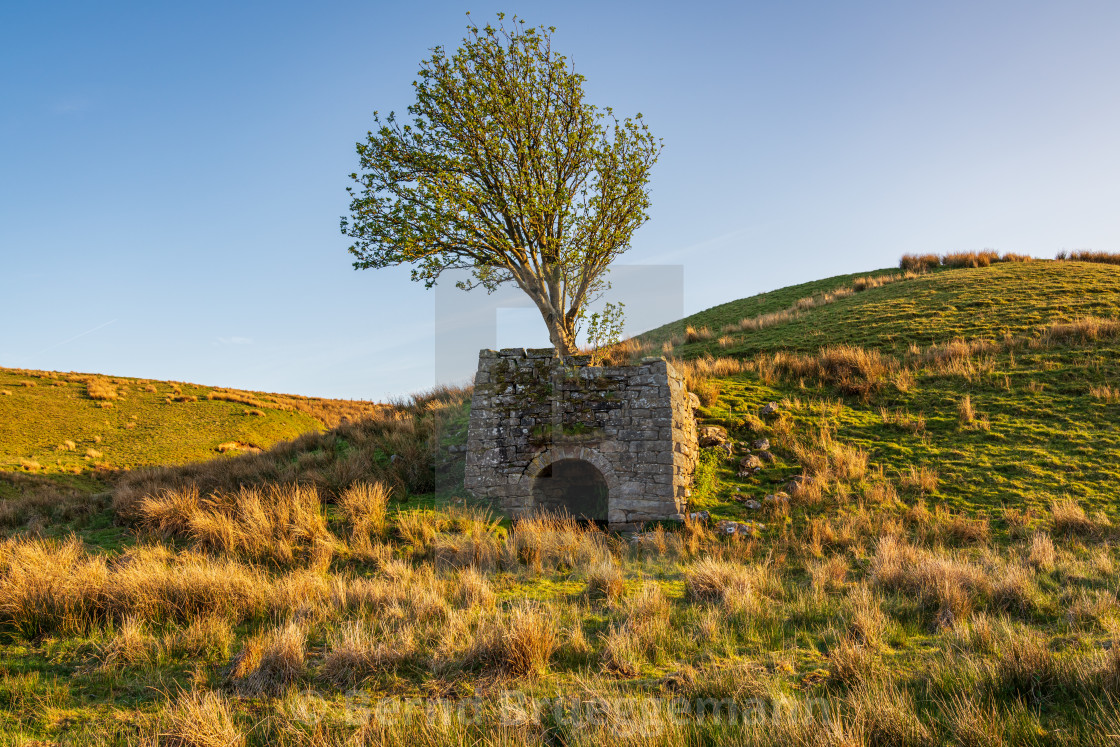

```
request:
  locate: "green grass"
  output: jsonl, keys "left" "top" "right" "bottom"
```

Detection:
{"left": 639, "top": 267, "right": 904, "bottom": 348}
{"left": 4, "top": 259, "right": 1120, "bottom": 744}
{"left": 0, "top": 369, "right": 327, "bottom": 478}
{"left": 661, "top": 260, "right": 1120, "bottom": 526}
{"left": 652, "top": 260, "right": 1120, "bottom": 357}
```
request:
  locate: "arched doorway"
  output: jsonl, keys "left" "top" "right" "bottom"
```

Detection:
{"left": 531, "top": 459, "right": 609, "bottom": 523}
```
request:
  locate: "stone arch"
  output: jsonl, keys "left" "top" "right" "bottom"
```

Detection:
{"left": 519, "top": 445, "right": 621, "bottom": 520}
{"left": 532, "top": 459, "right": 609, "bottom": 521}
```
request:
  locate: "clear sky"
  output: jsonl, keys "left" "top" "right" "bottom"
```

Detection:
{"left": 2, "top": 1, "right": 1118, "bottom": 401}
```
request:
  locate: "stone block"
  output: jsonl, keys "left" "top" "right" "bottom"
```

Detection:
{"left": 464, "top": 350, "right": 698, "bottom": 529}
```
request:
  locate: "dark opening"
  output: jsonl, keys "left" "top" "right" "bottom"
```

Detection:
{"left": 531, "top": 459, "right": 609, "bottom": 524}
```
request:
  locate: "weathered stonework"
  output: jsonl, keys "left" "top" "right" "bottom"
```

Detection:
{"left": 464, "top": 349, "right": 699, "bottom": 530}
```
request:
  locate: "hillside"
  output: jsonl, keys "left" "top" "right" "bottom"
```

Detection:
{"left": 646, "top": 260, "right": 1120, "bottom": 355}
{"left": 648, "top": 259, "right": 1120, "bottom": 522}
{"left": 0, "top": 367, "right": 387, "bottom": 497}
{"left": 3, "top": 259, "right": 1120, "bottom": 744}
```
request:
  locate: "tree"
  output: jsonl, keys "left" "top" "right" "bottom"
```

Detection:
{"left": 341, "top": 14, "right": 661, "bottom": 358}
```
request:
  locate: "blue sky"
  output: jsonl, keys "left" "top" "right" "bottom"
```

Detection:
{"left": 2, "top": 1, "right": 1118, "bottom": 400}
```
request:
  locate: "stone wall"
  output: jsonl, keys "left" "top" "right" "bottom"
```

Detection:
{"left": 464, "top": 349, "right": 698, "bottom": 530}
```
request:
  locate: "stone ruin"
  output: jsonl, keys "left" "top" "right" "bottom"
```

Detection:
{"left": 464, "top": 348, "right": 699, "bottom": 530}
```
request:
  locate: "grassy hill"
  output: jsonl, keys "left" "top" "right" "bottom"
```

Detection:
{"left": 644, "top": 259, "right": 1120, "bottom": 526}
{"left": 0, "top": 367, "right": 388, "bottom": 498}
{"left": 3, "top": 258, "right": 1120, "bottom": 745}
{"left": 645, "top": 260, "right": 1120, "bottom": 355}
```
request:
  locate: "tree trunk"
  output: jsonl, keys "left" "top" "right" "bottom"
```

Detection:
{"left": 514, "top": 270, "right": 579, "bottom": 360}
{"left": 544, "top": 313, "right": 578, "bottom": 359}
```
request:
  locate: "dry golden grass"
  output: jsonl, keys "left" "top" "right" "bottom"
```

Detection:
{"left": 684, "top": 556, "right": 777, "bottom": 613}
{"left": 928, "top": 505, "right": 991, "bottom": 546}
{"left": 899, "top": 253, "right": 941, "bottom": 272}
{"left": 85, "top": 377, "right": 118, "bottom": 401}
{"left": 734, "top": 306, "right": 801, "bottom": 332}
{"left": 0, "top": 536, "right": 110, "bottom": 636}
{"left": 4, "top": 483, "right": 1120, "bottom": 744}
{"left": 504, "top": 514, "right": 611, "bottom": 572}
{"left": 1027, "top": 532, "right": 1056, "bottom": 571}
{"left": 453, "top": 566, "right": 496, "bottom": 609}
{"left": 0, "top": 535, "right": 309, "bottom": 638}
{"left": 206, "top": 390, "right": 269, "bottom": 408}
{"left": 260, "top": 389, "right": 401, "bottom": 430}
{"left": 900, "top": 464, "right": 938, "bottom": 494}
{"left": 800, "top": 508, "right": 894, "bottom": 557}
{"left": 319, "top": 618, "right": 416, "bottom": 687}
{"left": 794, "top": 287, "right": 854, "bottom": 311}
{"left": 1043, "top": 316, "right": 1120, "bottom": 345}
{"left": 827, "top": 635, "right": 879, "bottom": 685}
{"left": 949, "top": 393, "right": 970, "bottom": 426}
{"left": 942, "top": 250, "right": 1001, "bottom": 268}
{"left": 761, "top": 345, "right": 902, "bottom": 399}
{"left": 853, "top": 274, "right": 887, "bottom": 291}
{"left": 870, "top": 535, "right": 987, "bottom": 625}
{"left": 991, "top": 620, "right": 1067, "bottom": 698}
{"left": 340, "top": 481, "right": 390, "bottom": 533}
{"left": 395, "top": 509, "right": 446, "bottom": 550}
{"left": 598, "top": 622, "right": 644, "bottom": 677}
{"left": 789, "top": 424, "right": 869, "bottom": 486}
{"left": 137, "top": 483, "right": 335, "bottom": 567}
{"left": 599, "top": 583, "right": 671, "bottom": 676}
{"left": 989, "top": 563, "right": 1039, "bottom": 615}
{"left": 0, "top": 482, "right": 104, "bottom": 528}
{"left": 228, "top": 620, "right": 306, "bottom": 696}
{"left": 1056, "top": 249, "right": 1120, "bottom": 265}
{"left": 152, "top": 688, "right": 245, "bottom": 747}
{"left": 852, "top": 271, "right": 917, "bottom": 291}
{"left": 880, "top": 407, "right": 926, "bottom": 434}
{"left": 684, "top": 325, "right": 713, "bottom": 343}
{"left": 584, "top": 559, "right": 625, "bottom": 601}
{"left": 93, "top": 615, "right": 159, "bottom": 670}
{"left": 429, "top": 525, "right": 503, "bottom": 571}
{"left": 588, "top": 336, "right": 650, "bottom": 366}
{"left": 1090, "top": 384, "right": 1120, "bottom": 402}
{"left": 807, "top": 555, "right": 849, "bottom": 596}
{"left": 335, "top": 562, "right": 449, "bottom": 624}
{"left": 112, "top": 546, "right": 272, "bottom": 624}
{"left": 913, "top": 337, "right": 999, "bottom": 381}
{"left": 163, "top": 614, "right": 235, "bottom": 661}
{"left": 900, "top": 250, "right": 1034, "bottom": 271}
{"left": 1050, "top": 498, "right": 1101, "bottom": 537}
{"left": 466, "top": 603, "right": 558, "bottom": 677}
{"left": 669, "top": 355, "right": 744, "bottom": 406}
{"left": 846, "top": 584, "right": 888, "bottom": 645}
